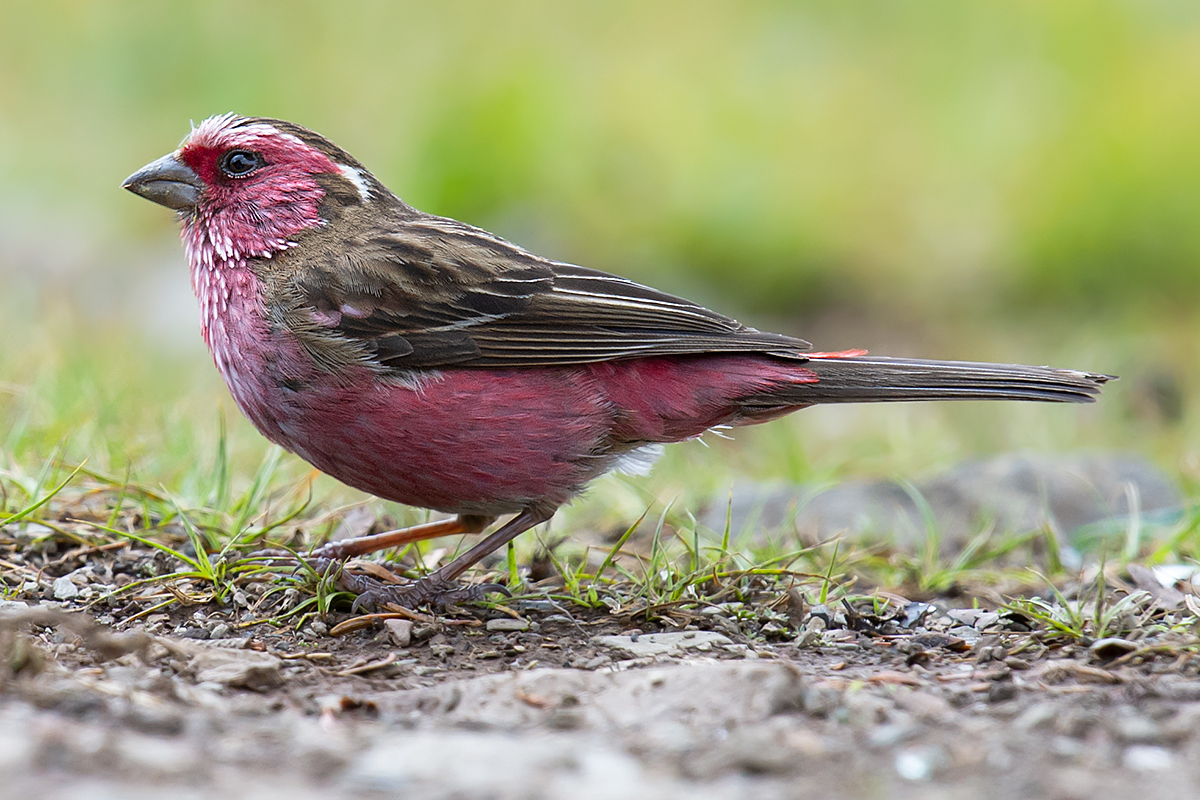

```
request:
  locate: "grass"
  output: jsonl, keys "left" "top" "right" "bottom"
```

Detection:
{"left": 1006, "top": 574, "right": 1150, "bottom": 646}
{"left": 1, "top": 305, "right": 1199, "bottom": 637}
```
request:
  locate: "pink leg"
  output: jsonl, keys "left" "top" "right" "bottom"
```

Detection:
{"left": 310, "top": 514, "right": 496, "bottom": 560}
{"left": 345, "top": 505, "right": 556, "bottom": 611}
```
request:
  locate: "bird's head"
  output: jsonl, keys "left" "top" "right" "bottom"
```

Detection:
{"left": 123, "top": 113, "right": 385, "bottom": 265}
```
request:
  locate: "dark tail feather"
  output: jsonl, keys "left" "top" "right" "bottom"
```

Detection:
{"left": 793, "top": 356, "right": 1113, "bottom": 404}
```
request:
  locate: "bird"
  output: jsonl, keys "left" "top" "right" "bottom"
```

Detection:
{"left": 123, "top": 113, "right": 1111, "bottom": 609}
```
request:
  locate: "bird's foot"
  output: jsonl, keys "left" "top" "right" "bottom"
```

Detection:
{"left": 340, "top": 569, "right": 509, "bottom": 613}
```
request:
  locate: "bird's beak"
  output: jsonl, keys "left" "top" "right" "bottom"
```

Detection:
{"left": 122, "top": 153, "right": 204, "bottom": 212}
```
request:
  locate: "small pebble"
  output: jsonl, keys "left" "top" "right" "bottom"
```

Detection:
{"left": 209, "top": 623, "right": 231, "bottom": 639}
{"left": 486, "top": 618, "right": 530, "bottom": 633}
{"left": 946, "top": 608, "right": 983, "bottom": 626}
{"left": 1123, "top": 745, "right": 1173, "bottom": 771}
{"left": 987, "top": 682, "right": 1017, "bottom": 703}
{"left": 1090, "top": 637, "right": 1137, "bottom": 661}
{"left": 1049, "top": 736, "right": 1084, "bottom": 759}
{"left": 759, "top": 621, "right": 786, "bottom": 638}
{"left": 52, "top": 576, "right": 79, "bottom": 600}
{"left": 973, "top": 612, "right": 1001, "bottom": 630}
{"left": 515, "top": 599, "right": 558, "bottom": 613}
{"left": 894, "top": 746, "right": 947, "bottom": 781}
{"left": 385, "top": 618, "right": 413, "bottom": 647}
{"left": 310, "top": 620, "right": 329, "bottom": 637}
{"left": 802, "top": 686, "right": 842, "bottom": 717}
{"left": 895, "top": 750, "right": 933, "bottom": 781}
{"left": 1112, "top": 714, "right": 1161, "bottom": 744}
{"left": 411, "top": 624, "right": 437, "bottom": 641}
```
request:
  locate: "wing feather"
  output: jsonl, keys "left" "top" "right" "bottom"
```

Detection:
{"left": 283, "top": 211, "right": 810, "bottom": 370}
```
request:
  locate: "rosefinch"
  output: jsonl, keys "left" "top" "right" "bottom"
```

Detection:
{"left": 123, "top": 114, "right": 1110, "bottom": 608}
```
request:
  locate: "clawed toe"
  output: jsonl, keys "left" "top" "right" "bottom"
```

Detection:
{"left": 344, "top": 573, "right": 510, "bottom": 613}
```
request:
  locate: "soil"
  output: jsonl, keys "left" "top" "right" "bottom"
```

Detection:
{"left": 2, "top": 537, "right": 1200, "bottom": 799}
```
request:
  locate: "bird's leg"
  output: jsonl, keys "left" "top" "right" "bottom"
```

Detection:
{"left": 303, "top": 514, "right": 494, "bottom": 606}
{"left": 347, "top": 505, "right": 556, "bottom": 611}
{"left": 308, "top": 514, "right": 495, "bottom": 560}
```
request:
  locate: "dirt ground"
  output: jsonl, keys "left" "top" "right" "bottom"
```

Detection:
{"left": 3, "top": 549, "right": 1200, "bottom": 800}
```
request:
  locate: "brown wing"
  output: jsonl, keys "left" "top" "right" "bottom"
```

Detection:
{"left": 286, "top": 212, "right": 811, "bottom": 370}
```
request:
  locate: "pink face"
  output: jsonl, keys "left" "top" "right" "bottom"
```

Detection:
{"left": 175, "top": 114, "right": 340, "bottom": 264}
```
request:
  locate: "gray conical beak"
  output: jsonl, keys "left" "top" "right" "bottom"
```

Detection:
{"left": 122, "top": 153, "right": 203, "bottom": 211}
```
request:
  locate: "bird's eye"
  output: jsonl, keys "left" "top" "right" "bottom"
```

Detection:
{"left": 218, "top": 150, "right": 265, "bottom": 178}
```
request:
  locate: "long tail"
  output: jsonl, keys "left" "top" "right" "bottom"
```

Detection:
{"left": 794, "top": 355, "right": 1113, "bottom": 404}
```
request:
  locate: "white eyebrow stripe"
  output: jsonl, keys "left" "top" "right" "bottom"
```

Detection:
{"left": 338, "top": 163, "right": 372, "bottom": 202}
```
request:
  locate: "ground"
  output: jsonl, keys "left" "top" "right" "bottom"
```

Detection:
{"left": 2, "top": 529, "right": 1199, "bottom": 800}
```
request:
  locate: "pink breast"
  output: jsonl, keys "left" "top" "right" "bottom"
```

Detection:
{"left": 190, "top": 261, "right": 820, "bottom": 515}
{"left": 192, "top": 261, "right": 616, "bottom": 513}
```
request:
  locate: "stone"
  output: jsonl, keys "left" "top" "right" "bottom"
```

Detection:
{"left": 594, "top": 630, "right": 732, "bottom": 658}
{"left": 801, "top": 685, "right": 842, "bottom": 717}
{"left": 973, "top": 611, "right": 1001, "bottom": 630}
{"left": 485, "top": 618, "right": 530, "bottom": 633}
{"left": 52, "top": 576, "right": 79, "bottom": 600}
{"left": 1123, "top": 745, "right": 1173, "bottom": 771}
{"left": 190, "top": 648, "right": 283, "bottom": 691}
{"left": 66, "top": 567, "right": 92, "bottom": 586}
{"left": 894, "top": 746, "right": 948, "bottom": 781}
{"left": 385, "top": 618, "right": 413, "bottom": 647}
{"left": 945, "top": 608, "right": 984, "bottom": 626}
{"left": 516, "top": 599, "right": 559, "bottom": 613}
{"left": 1090, "top": 637, "right": 1138, "bottom": 661}
{"left": 1111, "top": 714, "right": 1162, "bottom": 744}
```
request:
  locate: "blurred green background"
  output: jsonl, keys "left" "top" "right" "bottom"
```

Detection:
{"left": 1, "top": 0, "right": 1198, "bottom": 520}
